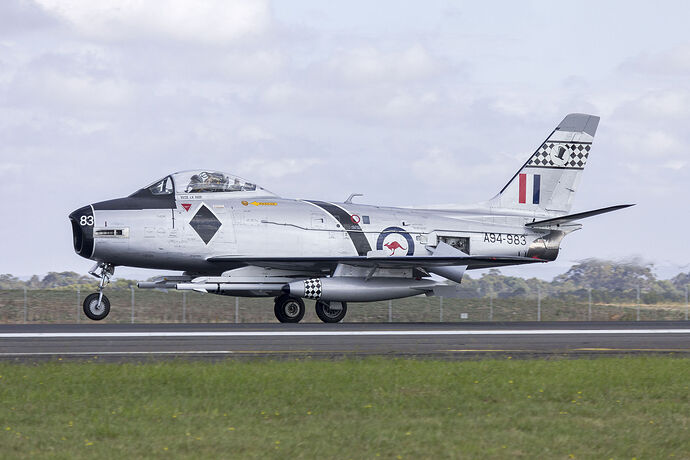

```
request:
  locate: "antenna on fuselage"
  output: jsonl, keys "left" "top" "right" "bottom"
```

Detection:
{"left": 345, "top": 193, "right": 364, "bottom": 204}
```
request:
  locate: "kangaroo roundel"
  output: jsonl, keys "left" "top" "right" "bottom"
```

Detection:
{"left": 376, "top": 227, "right": 414, "bottom": 256}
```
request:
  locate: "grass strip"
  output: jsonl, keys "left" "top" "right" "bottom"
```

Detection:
{"left": 1, "top": 357, "right": 689, "bottom": 459}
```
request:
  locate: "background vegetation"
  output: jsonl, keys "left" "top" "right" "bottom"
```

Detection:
{"left": 1, "top": 259, "right": 688, "bottom": 323}
{"left": 2, "top": 258, "right": 689, "bottom": 303}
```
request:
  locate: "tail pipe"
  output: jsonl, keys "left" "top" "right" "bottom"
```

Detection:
{"left": 526, "top": 230, "right": 565, "bottom": 261}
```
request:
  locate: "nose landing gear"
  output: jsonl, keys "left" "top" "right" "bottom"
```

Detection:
{"left": 84, "top": 263, "right": 114, "bottom": 321}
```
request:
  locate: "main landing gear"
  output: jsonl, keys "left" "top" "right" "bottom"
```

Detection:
{"left": 273, "top": 296, "right": 347, "bottom": 323}
{"left": 315, "top": 300, "right": 347, "bottom": 323}
{"left": 83, "top": 263, "right": 114, "bottom": 321}
{"left": 274, "top": 295, "right": 305, "bottom": 323}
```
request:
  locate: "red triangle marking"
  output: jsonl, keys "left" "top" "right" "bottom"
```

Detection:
{"left": 181, "top": 203, "right": 192, "bottom": 211}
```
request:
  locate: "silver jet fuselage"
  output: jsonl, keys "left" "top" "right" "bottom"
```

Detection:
{"left": 69, "top": 114, "right": 630, "bottom": 323}
{"left": 70, "top": 188, "right": 555, "bottom": 276}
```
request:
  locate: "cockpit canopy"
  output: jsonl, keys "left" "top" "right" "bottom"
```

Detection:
{"left": 140, "top": 170, "right": 275, "bottom": 197}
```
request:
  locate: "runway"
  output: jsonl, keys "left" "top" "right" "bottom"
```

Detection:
{"left": 1, "top": 321, "right": 689, "bottom": 361}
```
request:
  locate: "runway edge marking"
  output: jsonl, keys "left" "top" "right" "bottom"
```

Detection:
{"left": 2, "top": 329, "right": 690, "bottom": 339}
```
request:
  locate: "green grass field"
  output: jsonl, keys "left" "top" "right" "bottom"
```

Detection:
{"left": 1, "top": 357, "right": 689, "bottom": 459}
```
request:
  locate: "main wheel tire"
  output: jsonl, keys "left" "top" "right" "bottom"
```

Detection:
{"left": 274, "top": 295, "right": 305, "bottom": 323}
{"left": 273, "top": 302, "right": 286, "bottom": 323}
{"left": 83, "top": 293, "right": 110, "bottom": 321}
{"left": 315, "top": 300, "right": 347, "bottom": 323}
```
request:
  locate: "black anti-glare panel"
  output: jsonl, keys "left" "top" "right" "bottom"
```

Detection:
{"left": 189, "top": 205, "right": 221, "bottom": 244}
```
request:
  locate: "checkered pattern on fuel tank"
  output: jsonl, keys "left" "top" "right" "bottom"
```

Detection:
{"left": 303, "top": 278, "right": 322, "bottom": 299}
{"left": 527, "top": 142, "right": 590, "bottom": 169}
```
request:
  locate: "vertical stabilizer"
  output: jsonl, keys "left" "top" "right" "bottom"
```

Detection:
{"left": 490, "top": 113, "right": 599, "bottom": 214}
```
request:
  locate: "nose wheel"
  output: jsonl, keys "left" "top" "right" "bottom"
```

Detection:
{"left": 84, "top": 263, "right": 115, "bottom": 321}
{"left": 83, "top": 293, "right": 111, "bottom": 321}
{"left": 274, "top": 295, "right": 305, "bottom": 323}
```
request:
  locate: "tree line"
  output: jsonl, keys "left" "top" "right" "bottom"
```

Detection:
{"left": 1, "top": 259, "right": 689, "bottom": 304}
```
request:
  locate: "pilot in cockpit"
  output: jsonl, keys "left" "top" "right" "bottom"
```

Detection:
{"left": 186, "top": 171, "right": 229, "bottom": 193}
{"left": 228, "top": 178, "right": 242, "bottom": 191}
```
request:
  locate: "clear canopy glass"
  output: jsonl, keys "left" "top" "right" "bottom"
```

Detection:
{"left": 136, "top": 170, "right": 274, "bottom": 197}
{"left": 170, "top": 170, "right": 272, "bottom": 195}
{"left": 147, "top": 176, "right": 174, "bottom": 195}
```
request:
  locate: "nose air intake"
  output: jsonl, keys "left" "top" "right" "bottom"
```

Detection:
{"left": 69, "top": 205, "right": 95, "bottom": 258}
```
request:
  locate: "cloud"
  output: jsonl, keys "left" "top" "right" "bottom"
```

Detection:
{"left": 377, "top": 90, "right": 439, "bottom": 118}
{"left": 0, "top": 0, "right": 58, "bottom": 35}
{"left": 410, "top": 146, "right": 514, "bottom": 200}
{"left": 614, "top": 90, "right": 690, "bottom": 121}
{"left": 239, "top": 157, "right": 324, "bottom": 179}
{"left": 217, "top": 50, "right": 285, "bottom": 81}
{"left": 326, "top": 44, "right": 438, "bottom": 84}
{"left": 261, "top": 82, "right": 301, "bottom": 107}
{"left": 0, "top": 163, "right": 24, "bottom": 176}
{"left": 617, "top": 129, "right": 683, "bottom": 158}
{"left": 9, "top": 65, "right": 134, "bottom": 109}
{"left": 662, "top": 160, "right": 687, "bottom": 171}
{"left": 35, "top": 0, "right": 270, "bottom": 44}
{"left": 1, "top": 1, "right": 690, "bottom": 277}
{"left": 238, "top": 125, "right": 274, "bottom": 142}
{"left": 619, "top": 43, "right": 690, "bottom": 76}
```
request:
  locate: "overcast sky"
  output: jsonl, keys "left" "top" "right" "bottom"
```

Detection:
{"left": 1, "top": 0, "right": 689, "bottom": 280}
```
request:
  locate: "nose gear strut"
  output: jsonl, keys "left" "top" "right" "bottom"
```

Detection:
{"left": 84, "top": 263, "right": 115, "bottom": 321}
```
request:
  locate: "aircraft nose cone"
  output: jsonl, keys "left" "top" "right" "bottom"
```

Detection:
{"left": 69, "top": 205, "right": 94, "bottom": 258}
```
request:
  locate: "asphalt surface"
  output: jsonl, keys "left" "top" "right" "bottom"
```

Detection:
{"left": 1, "top": 321, "right": 689, "bottom": 361}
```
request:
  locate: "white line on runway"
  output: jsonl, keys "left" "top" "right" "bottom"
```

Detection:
{"left": 0, "top": 351, "right": 235, "bottom": 356}
{"left": 1, "top": 329, "right": 690, "bottom": 338}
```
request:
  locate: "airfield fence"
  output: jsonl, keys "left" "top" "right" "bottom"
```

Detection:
{"left": 0, "top": 287, "right": 688, "bottom": 324}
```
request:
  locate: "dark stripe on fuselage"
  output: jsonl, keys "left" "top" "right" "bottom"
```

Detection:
{"left": 306, "top": 200, "right": 372, "bottom": 256}
{"left": 92, "top": 195, "right": 175, "bottom": 210}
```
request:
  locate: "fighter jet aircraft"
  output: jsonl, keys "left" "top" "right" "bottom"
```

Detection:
{"left": 69, "top": 113, "right": 631, "bottom": 323}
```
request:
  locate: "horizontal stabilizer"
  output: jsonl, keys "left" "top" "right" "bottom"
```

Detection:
{"left": 525, "top": 204, "right": 634, "bottom": 228}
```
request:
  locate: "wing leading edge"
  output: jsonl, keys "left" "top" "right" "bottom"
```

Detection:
{"left": 207, "top": 255, "right": 546, "bottom": 271}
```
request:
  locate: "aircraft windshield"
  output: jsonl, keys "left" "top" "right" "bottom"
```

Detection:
{"left": 148, "top": 176, "right": 174, "bottom": 195}
{"left": 170, "top": 170, "right": 265, "bottom": 194}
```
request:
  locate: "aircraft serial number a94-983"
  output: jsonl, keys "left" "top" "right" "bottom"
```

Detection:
{"left": 69, "top": 114, "right": 632, "bottom": 323}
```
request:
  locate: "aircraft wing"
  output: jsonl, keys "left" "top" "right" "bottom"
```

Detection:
{"left": 207, "top": 255, "right": 546, "bottom": 271}
{"left": 525, "top": 204, "right": 634, "bottom": 228}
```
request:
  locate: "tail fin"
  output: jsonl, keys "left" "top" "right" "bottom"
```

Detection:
{"left": 490, "top": 113, "right": 600, "bottom": 214}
